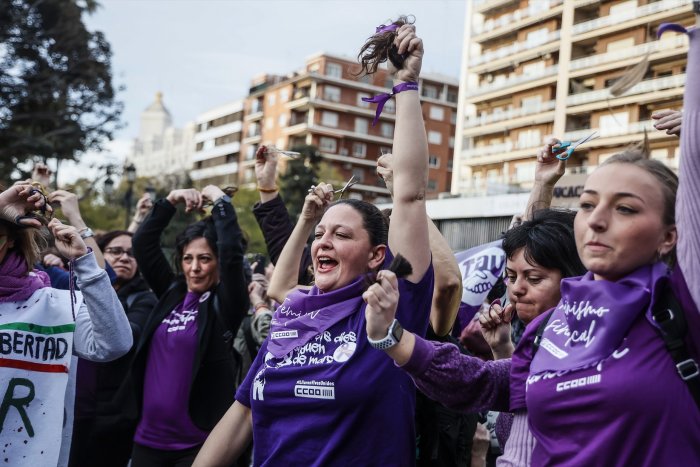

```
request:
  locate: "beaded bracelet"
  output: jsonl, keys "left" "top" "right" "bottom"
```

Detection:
{"left": 257, "top": 186, "right": 279, "bottom": 193}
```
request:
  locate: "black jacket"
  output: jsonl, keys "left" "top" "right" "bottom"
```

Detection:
{"left": 253, "top": 195, "right": 313, "bottom": 285}
{"left": 130, "top": 198, "right": 249, "bottom": 431}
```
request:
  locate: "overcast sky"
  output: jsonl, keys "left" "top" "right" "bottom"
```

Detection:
{"left": 60, "top": 0, "right": 466, "bottom": 183}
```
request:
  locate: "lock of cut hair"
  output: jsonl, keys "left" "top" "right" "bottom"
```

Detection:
{"left": 357, "top": 15, "right": 415, "bottom": 76}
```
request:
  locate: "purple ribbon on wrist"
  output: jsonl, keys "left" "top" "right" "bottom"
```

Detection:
{"left": 361, "top": 81, "right": 418, "bottom": 126}
{"left": 375, "top": 23, "right": 399, "bottom": 34}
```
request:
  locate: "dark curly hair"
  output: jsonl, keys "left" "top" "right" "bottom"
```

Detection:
{"left": 356, "top": 15, "right": 415, "bottom": 76}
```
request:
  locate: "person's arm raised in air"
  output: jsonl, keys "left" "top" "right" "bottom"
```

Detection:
{"left": 521, "top": 137, "right": 568, "bottom": 221}
{"left": 253, "top": 145, "right": 313, "bottom": 284}
{"left": 387, "top": 24, "right": 431, "bottom": 283}
{"left": 267, "top": 184, "right": 332, "bottom": 303}
{"left": 128, "top": 193, "right": 154, "bottom": 233}
{"left": 133, "top": 188, "right": 203, "bottom": 297}
{"left": 377, "top": 153, "right": 460, "bottom": 336}
{"left": 192, "top": 401, "right": 252, "bottom": 467}
{"left": 49, "top": 190, "right": 105, "bottom": 268}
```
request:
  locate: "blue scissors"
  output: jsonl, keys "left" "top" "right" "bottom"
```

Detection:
{"left": 553, "top": 131, "right": 599, "bottom": 160}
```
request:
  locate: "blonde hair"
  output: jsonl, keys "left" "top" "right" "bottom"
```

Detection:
{"left": 1, "top": 221, "right": 44, "bottom": 273}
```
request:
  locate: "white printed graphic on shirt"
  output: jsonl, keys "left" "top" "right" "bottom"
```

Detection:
{"left": 294, "top": 380, "right": 335, "bottom": 400}
{"left": 162, "top": 309, "right": 198, "bottom": 333}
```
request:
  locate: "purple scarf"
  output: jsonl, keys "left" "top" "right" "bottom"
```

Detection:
{"left": 530, "top": 262, "right": 668, "bottom": 374}
{"left": 0, "top": 251, "right": 51, "bottom": 303}
{"left": 267, "top": 276, "right": 366, "bottom": 358}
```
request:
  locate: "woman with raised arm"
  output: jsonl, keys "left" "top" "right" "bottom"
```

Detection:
{"left": 129, "top": 185, "right": 249, "bottom": 466}
{"left": 195, "top": 23, "right": 433, "bottom": 466}
{"left": 0, "top": 184, "right": 132, "bottom": 466}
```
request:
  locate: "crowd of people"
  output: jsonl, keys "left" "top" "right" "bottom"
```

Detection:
{"left": 0, "top": 13, "right": 699, "bottom": 467}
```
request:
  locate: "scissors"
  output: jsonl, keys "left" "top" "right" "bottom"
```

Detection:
{"left": 307, "top": 175, "right": 359, "bottom": 199}
{"left": 552, "top": 131, "right": 599, "bottom": 161}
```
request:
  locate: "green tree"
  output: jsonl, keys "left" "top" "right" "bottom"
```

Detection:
{"left": 232, "top": 187, "right": 267, "bottom": 256}
{"left": 0, "top": 0, "right": 122, "bottom": 186}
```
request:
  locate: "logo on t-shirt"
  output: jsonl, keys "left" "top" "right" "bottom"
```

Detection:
{"left": 271, "top": 330, "right": 299, "bottom": 339}
{"left": 332, "top": 341, "right": 356, "bottom": 362}
{"left": 294, "top": 380, "right": 335, "bottom": 400}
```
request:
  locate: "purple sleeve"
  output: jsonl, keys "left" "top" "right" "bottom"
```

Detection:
{"left": 498, "top": 412, "right": 536, "bottom": 467}
{"left": 677, "top": 26, "right": 700, "bottom": 311}
{"left": 510, "top": 312, "right": 548, "bottom": 411}
{"left": 400, "top": 334, "right": 511, "bottom": 413}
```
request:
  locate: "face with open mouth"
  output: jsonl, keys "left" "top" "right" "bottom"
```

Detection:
{"left": 311, "top": 204, "right": 384, "bottom": 293}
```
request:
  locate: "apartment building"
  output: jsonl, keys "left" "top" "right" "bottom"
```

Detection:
{"left": 128, "top": 92, "right": 194, "bottom": 182}
{"left": 238, "top": 53, "right": 459, "bottom": 201}
{"left": 191, "top": 100, "right": 244, "bottom": 187}
{"left": 453, "top": 0, "right": 693, "bottom": 195}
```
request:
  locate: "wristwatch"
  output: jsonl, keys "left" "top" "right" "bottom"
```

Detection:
{"left": 79, "top": 227, "right": 94, "bottom": 239}
{"left": 367, "top": 319, "right": 404, "bottom": 350}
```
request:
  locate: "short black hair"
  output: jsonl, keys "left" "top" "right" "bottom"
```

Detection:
{"left": 331, "top": 199, "right": 388, "bottom": 247}
{"left": 174, "top": 217, "right": 218, "bottom": 273}
{"left": 502, "top": 209, "right": 585, "bottom": 278}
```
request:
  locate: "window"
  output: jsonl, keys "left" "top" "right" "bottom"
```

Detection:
{"left": 265, "top": 117, "right": 274, "bottom": 130}
{"left": 279, "top": 88, "right": 289, "bottom": 102}
{"left": 521, "top": 95, "right": 542, "bottom": 112}
{"left": 355, "top": 118, "right": 369, "bottom": 134}
{"left": 319, "top": 137, "right": 337, "bottom": 153}
{"left": 423, "top": 85, "right": 438, "bottom": 99}
{"left": 599, "top": 111, "right": 629, "bottom": 136}
{"left": 430, "top": 106, "right": 445, "bottom": 121}
{"left": 428, "top": 131, "right": 442, "bottom": 145}
{"left": 609, "top": 0, "right": 637, "bottom": 17}
{"left": 526, "top": 28, "right": 549, "bottom": 48}
{"left": 359, "top": 74, "right": 373, "bottom": 84}
{"left": 357, "top": 92, "right": 371, "bottom": 108}
{"left": 384, "top": 100, "right": 396, "bottom": 113}
{"left": 450, "top": 112, "right": 457, "bottom": 125}
{"left": 449, "top": 137, "right": 455, "bottom": 149}
{"left": 522, "top": 62, "right": 545, "bottom": 77}
{"left": 352, "top": 168, "right": 365, "bottom": 183}
{"left": 606, "top": 37, "right": 635, "bottom": 53}
{"left": 427, "top": 179, "right": 438, "bottom": 191}
{"left": 380, "top": 122, "right": 393, "bottom": 138}
{"left": 324, "top": 86, "right": 341, "bottom": 102}
{"left": 245, "top": 144, "right": 257, "bottom": 160}
{"left": 321, "top": 111, "right": 339, "bottom": 128}
{"left": 428, "top": 155, "right": 440, "bottom": 168}
{"left": 380, "top": 146, "right": 392, "bottom": 155}
{"left": 352, "top": 142, "right": 367, "bottom": 157}
{"left": 518, "top": 129, "right": 540, "bottom": 148}
{"left": 278, "top": 114, "right": 287, "bottom": 127}
{"left": 326, "top": 62, "right": 342, "bottom": 78}
{"left": 203, "top": 139, "right": 215, "bottom": 150}
{"left": 447, "top": 89, "right": 459, "bottom": 103}
{"left": 267, "top": 93, "right": 276, "bottom": 106}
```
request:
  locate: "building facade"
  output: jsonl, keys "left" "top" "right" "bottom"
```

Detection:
{"left": 128, "top": 92, "right": 194, "bottom": 184}
{"left": 237, "top": 53, "right": 459, "bottom": 201}
{"left": 453, "top": 0, "right": 693, "bottom": 195}
{"left": 191, "top": 100, "right": 244, "bottom": 187}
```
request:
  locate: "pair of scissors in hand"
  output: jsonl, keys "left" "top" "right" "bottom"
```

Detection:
{"left": 552, "top": 131, "right": 599, "bottom": 161}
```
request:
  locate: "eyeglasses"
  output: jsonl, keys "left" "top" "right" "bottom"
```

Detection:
{"left": 104, "top": 247, "right": 135, "bottom": 258}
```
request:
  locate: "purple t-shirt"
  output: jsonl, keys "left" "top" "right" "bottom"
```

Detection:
{"left": 510, "top": 270, "right": 700, "bottom": 465}
{"left": 236, "top": 259, "right": 434, "bottom": 466}
{"left": 135, "top": 291, "right": 210, "bottom": 449}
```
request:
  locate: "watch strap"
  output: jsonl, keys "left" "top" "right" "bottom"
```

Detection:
{"left": 79, "top": 227, "right": 94, "bottom": 239}
{"left": 367, "top": 319, "right": 403, "bottom": 350}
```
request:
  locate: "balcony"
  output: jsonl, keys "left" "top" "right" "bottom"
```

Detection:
{"left": 572, "top": 0, "right": 689, "bottom": 37}
{"left": 192, "top": 142, "right": 241, "bottom": 163}
{"left": 474, "top": 0, "right": 518, "bottom": 14}
{"left": 569, "top": 35, "right": 688, "bottom": 72}
{"left": 472, "top": 0, "right": 563, "bottom": 37}
{"left": 563, "top": 120, "right": 656, "bottom": 142}
{"left": 466, "top": 64, "right": 559, "bottom": 98}
{"left": 464, "top": 100, "right": 556, "bottom": 128}
{"left": 566, "top": 73, "right": 686, "bottom": 107}
{"left": 190, "top": 162, "right": 239, "bottom": 181}
{"left": 461, "top": 138, "right": 541, "bottom": 159}
{"left": 469, "top": 30, "right": 560, "bottom": 68}
{"left": 194, "top": 121, "right": 242, "bottom": 143}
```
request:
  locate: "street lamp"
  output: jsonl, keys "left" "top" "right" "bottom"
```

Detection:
{"left": 124, "top": 163, "right": 137, "bottom": 229}
{"left": 103, "top": 176, "right": 115, "bottom": 196}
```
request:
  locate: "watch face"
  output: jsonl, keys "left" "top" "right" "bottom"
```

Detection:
{"left": 391, "top": 320, "right": 404, "bottom": 343}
